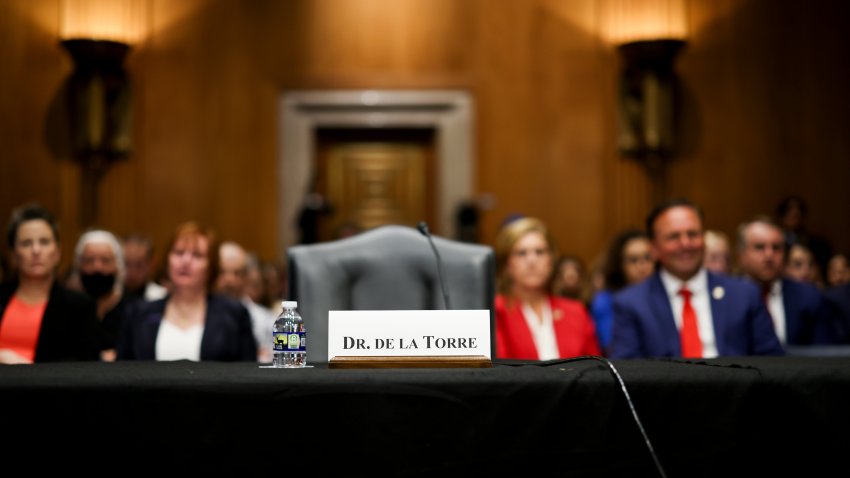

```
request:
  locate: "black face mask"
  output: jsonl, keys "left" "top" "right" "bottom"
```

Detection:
{"left": 80, "top": 272, "right": 116, "bottom": 298}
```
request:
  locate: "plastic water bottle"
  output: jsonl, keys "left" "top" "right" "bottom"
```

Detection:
{"left": 273, "top": 301, "right": 307, "bottom": 368}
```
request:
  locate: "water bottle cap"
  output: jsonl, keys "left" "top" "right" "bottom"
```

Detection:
{"left": 282, "top": 300, "right": 298, "bottom": 309}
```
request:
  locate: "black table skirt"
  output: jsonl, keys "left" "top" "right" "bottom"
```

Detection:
{"left": 2, "top": 357, "right": 848, "bottom": 476}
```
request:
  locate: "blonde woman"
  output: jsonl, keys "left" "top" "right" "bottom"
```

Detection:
{"left": 494, "top": 217, "right": 600, "bottom": 360}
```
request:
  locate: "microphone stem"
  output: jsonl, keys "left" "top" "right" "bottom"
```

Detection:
{"left": 427, "top": 238, "right": 452, "bottom": 310}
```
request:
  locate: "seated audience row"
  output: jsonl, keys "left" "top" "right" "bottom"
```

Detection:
{"left": 0, "top": 204, "right": 263, "bottom": 363}
{"left": 3, "top": 200, "right": 849, "bottom": 364}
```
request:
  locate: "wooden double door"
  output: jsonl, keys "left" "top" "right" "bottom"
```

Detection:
{"left": 313, "top": 128, "right": 436, "bottom": 242}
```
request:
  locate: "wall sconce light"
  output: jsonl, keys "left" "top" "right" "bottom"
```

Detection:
{"left": 60, "top": 0, "right": 146, "bottom": 163}
{"left": 617, "top": 38, "right": 685, "bottom": 160}
{"left": 61, "top": 38, "right": 133, "bottom": 165}
{"left": 60, "top": 0, "right": 146, "bottom": 225}
{"left": 603, "top": 0, "right": 688, "bottom": 163}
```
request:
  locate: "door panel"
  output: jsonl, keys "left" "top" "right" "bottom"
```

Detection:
{"left": 315, "top": 128, "right": 435, "bottom": 242}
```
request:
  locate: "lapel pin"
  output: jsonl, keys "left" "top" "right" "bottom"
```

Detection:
{"left": 712, "top": 286, "right": 725, "bottom": 300}
{"left": 554, "top": 309, "right": 562, "bottom": 321}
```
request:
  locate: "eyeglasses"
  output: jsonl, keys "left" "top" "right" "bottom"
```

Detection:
{"left": 623, "top": 254, "right": 653, "bottom": 265}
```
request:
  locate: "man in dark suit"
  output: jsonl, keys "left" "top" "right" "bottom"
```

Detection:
{"left": 610, "top": 199, "right": 783, "bottom": 359}
{"left": 736, "top": 216, "right": 835, "bottom": 346}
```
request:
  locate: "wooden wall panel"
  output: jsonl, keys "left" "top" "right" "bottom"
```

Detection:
{"left": 1, "top": 0, "right": 848, "bottom": 281}
{"left": 674, "top": 0, "right": 850, "bottom": 263}
{"left": 0, "top": 0, "right": 81, "bottom": 271}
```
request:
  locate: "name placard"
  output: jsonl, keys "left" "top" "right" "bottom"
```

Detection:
{"left": 328, "top": 310, "right": 491, "bottom": 362}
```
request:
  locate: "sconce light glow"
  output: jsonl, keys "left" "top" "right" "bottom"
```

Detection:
{"left": 601, "top": 0, "right": 688, "bottom": 46}
{"left": 601, "top": 0, "right": 689, "bottom": 161}
{"left": 61, "top": 0, "right": 147, "bottom": 45}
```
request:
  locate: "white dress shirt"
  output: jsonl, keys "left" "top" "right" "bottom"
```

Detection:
{"left": 765, "top": 279, "right": 787, "bottom": 345}
{"left": 659, "top": 268, "right": 719, "bottom": 358}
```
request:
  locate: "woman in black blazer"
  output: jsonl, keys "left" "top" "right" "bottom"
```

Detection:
{"left": 117, "top": 221, "right": 256, "bottom": 361}
{"left": 0, "top": 204, "right": 100, "bottom": 363}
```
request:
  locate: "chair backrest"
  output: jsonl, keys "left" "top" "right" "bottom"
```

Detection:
{"left": 287, "top": 225, "right": 496, "bottom": 363}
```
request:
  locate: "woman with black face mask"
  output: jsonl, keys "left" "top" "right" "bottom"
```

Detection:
{"left": 69, "top": 229, "right": 127, "bottom": 361}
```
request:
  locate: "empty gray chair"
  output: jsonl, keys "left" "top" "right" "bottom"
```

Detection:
{"left": 287, "top": 225, "right": 496, "bottom": 363}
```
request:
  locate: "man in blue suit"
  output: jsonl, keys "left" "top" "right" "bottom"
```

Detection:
{"left": 610, "top": 199, "right": 783, "bottom": 359}
{"left": 736, "top": 216, "right": 835, "bottom": 346}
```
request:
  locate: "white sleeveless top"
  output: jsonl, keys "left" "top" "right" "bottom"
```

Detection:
{"left": 155, "top": 320, "right": 204, "bottom": 361}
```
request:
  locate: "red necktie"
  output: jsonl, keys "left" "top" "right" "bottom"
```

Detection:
{"left": 678, "top": 287, "right": 702, "bottom": 358}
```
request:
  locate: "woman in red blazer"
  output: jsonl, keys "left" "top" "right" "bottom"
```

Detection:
{"left": 494, "top": 217, "right": 601, "bottom": 360}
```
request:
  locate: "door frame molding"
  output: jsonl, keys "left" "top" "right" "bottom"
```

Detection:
{"left": 279, "top": 90, "right": 475, "bottom": 253}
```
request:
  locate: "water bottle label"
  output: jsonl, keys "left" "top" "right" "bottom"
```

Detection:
{"left": 273, "top": 332, "right": 287, "bottom": 352}
{"left": 287, "top": 334, "right": 299, "bottom": 349}
{"left": 287, "top": 332, "right": 306, "bottom": 351}
{"left": 273, "top": 331, "right": 306, "bottom": 352}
